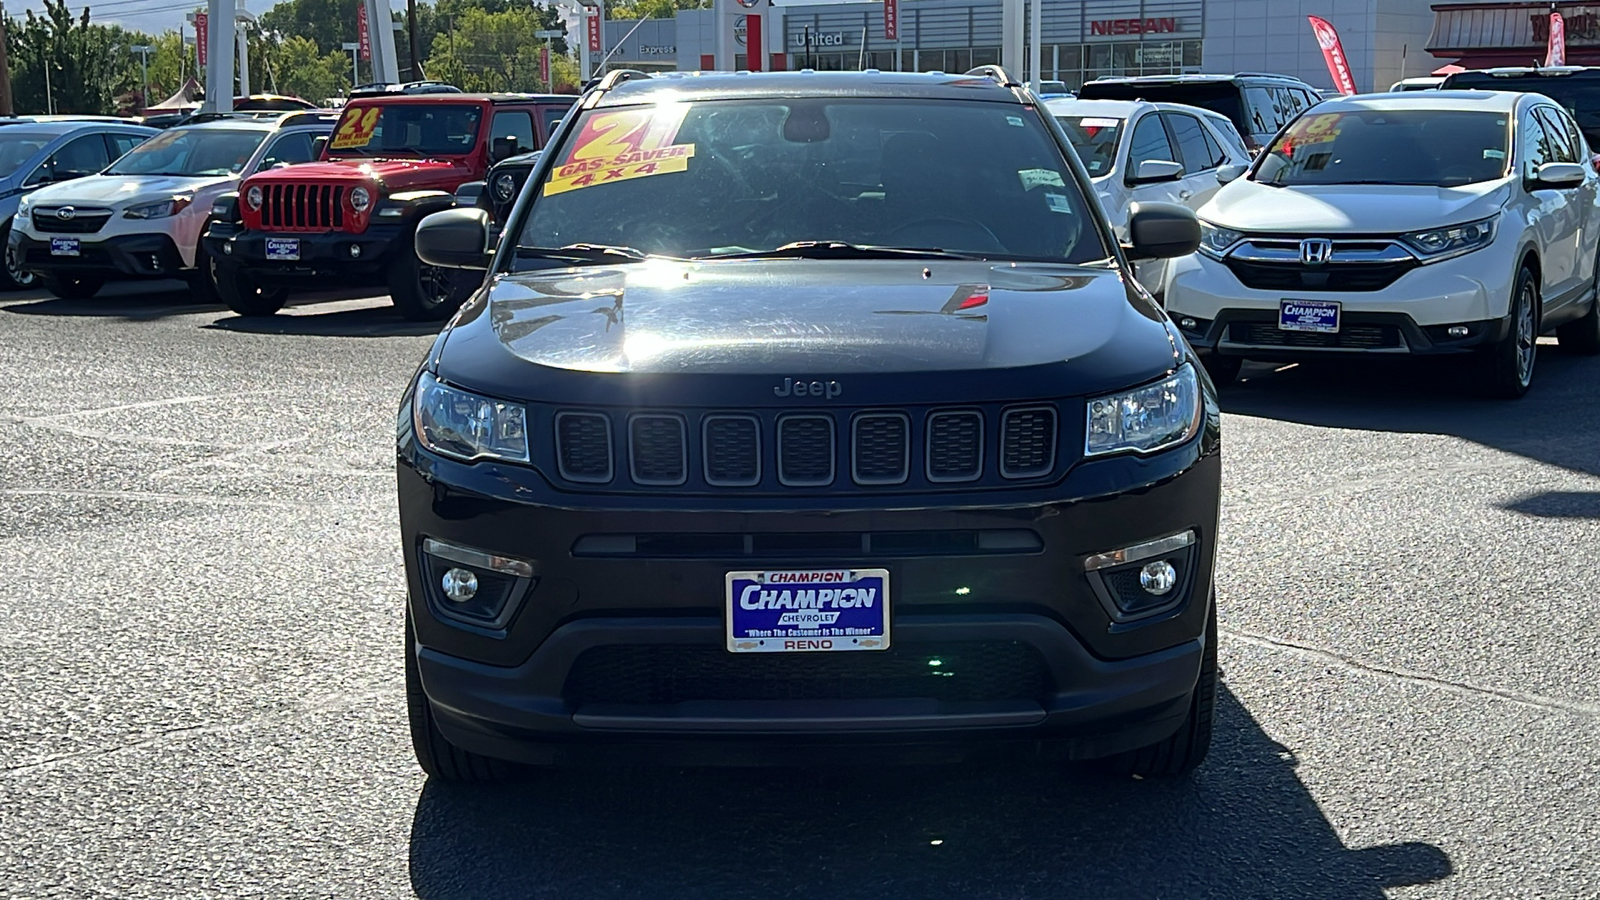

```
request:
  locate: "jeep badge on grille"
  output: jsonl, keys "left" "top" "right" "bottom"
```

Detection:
{"left": 774, "top": 378, "right": 842, "bottom": 399}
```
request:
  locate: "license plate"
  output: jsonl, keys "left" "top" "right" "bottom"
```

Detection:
{"left": 49, "top": 237, "right": 79, "bottom": 257}
{"left": 1279, "top": 299, "right": 1340, "bottom": 333}
{"left": 265, "top": 238, "right": 300, "bottom": 262}
{"left": 726, "top": 568, "right": 890, "bottom": 653}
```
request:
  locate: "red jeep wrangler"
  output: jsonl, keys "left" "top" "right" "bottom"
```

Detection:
{"left": 203, "top": 91, "right": 573, "bottom": 319}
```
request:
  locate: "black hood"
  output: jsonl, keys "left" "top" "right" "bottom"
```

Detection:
{"left": 434, "top": 259, "right": 1181, "bottom": 405}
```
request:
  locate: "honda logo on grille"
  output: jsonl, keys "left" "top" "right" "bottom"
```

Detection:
{"left": 55, "top": 207, "right": 76, "bottom": 221}
{"left": 1300, "top": 238, "right": 1334, "bottom": 265}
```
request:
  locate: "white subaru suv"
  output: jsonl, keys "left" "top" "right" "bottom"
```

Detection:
{"left": 1166, "top": 91, "right": 1600, "bottom": 398}
{"left": 10, "top": 111, "right": 334, "bottom": 300}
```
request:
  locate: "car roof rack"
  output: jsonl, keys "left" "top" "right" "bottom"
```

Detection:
{"left": 589, "top": 69, "right": 655, "bottom": 93}
{"left": 347, "top": 81, "right": 463, "bottom": 99}
{"left": 278, "top": 110, "right": 342, "bottom": 128}
{"left": 181, "top": 111, "right": 283, "bottom": 124}
{"left": 964, "top": 65, "right": 1023, "bottom": 88}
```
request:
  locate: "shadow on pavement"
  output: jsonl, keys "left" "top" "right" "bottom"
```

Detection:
{"left": 202, "top": 303, "right": 443, "bottom": 338}
{"left": 0, "top": 281, "right": 217, "bottom": 319}
{"left": 407, "top": 686, "right": 1451, "bottom": 900}
{"left": 1220, "top": 348, "right": 1600, "bottom": 479}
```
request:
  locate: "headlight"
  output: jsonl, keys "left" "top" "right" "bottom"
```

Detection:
{"left": 493, "top": 173, "right": 517, "bottom": 202}
{"left": 413, "top": 372, "right": 529, "bottom": 463}
{"left": 246, "top": 185, "right": 263, "bottom": 210}
{"left": 123, "top": 196, "right": 191, "bottom": 219}
{"left": 1086, "top": 364, "right": 1202, "bottom": 458}
{"left": 1197, "top": 222, "right": 1244, "bottom": 259}
{"left": 1400, "top": 214, "right": 1498, "bottom": 263}
{"left": 350, "top": 187, "right": 372, "bottom": 212}
{"left": 16, "top": 195, "right": 32, "bottom": 217}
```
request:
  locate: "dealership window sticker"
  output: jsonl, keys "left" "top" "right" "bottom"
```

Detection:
{"left": 544, "top": 104, "right": 697, "bottom": 196}
{"left": 330, "top": 107, "right": 381, "bottom": 150}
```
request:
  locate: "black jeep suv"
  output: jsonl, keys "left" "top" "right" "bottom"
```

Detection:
{"left": 397, "top": 68, "right": 1220, "bottom": 781}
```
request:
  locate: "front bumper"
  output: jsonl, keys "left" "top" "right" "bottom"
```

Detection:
{"left": 399, "top": 426, "right": 1222, "bottom": 763}
{"left": 10, "top": 231, "right": 188, "bottom": 279}
{"left": 1166, "top": 248, "right": 1516, "bottom": 359}
{"left": 202, "top": 220, "right": 405, "bottom": 285}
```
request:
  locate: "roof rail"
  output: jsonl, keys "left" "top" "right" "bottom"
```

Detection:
{"left": 182, "top": 111, "right": 280, "bottom": 124}
{"left": 591, "top": 69, "right": 655, "bottom": 93}
{"left": 278, "top": 110, "right": 341, "bottom": 128}
{"left": 347, "top": 81, "right": 463, "bottom": 99}
{"left": 1232, "top": 72, "right": 1307, "bottom": 80}
{"left": 964, "top": 65, "right": 1022, "bottom": 88}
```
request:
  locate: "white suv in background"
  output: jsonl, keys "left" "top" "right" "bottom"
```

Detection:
{"left": 1166, "top": 91, "right": 1600, "bottom": 398}
{"left": 1048, "top": 97, "right": 1251, "bottom": 300}
{"left": 10, "top": 111, "right": 335, "bottom": 300}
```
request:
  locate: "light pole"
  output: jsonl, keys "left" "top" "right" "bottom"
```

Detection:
{"left": 131, "top": 44, "right": 153, "bottom": 112}
{"left": 536, "top": 29, "right": 562, "bottom": 91}
{"left": 342, "top": 41, "right": 361, "bottom": 90}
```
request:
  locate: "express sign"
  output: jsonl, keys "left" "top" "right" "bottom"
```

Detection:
{"left": 1090, "top": 17, "right": 1180, "bottom": 36}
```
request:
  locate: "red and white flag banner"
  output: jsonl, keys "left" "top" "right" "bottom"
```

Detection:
{"left": 196, "top": 12, "right": 208, "bottom": 67}
{"left": 1307, "top": 16, "right": 1357, "bottom": 96}
{"left": 1548, "top": 12, "right": 1567, "bottom": 67}
{"left": 884, "top": 0, "right": 898, "bottom": 41}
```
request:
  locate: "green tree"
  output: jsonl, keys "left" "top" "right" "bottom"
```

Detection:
{"left": 263, "top": 34, "right": 353, "bottom": 103}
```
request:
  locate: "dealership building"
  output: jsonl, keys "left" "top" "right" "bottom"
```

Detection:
{"left": 591, "top": 0, "right": 1440, "bottom": 94}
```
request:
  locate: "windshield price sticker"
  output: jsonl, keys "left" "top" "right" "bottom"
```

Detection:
{"left": 330, "top": 107, "right": 381, "bottom": 150}
{"left": 1281, "top": 112, "right": 1343, "bottom": 155}
{"left": 725, "top": 568, "right": 891, "bottom": 653}
{"left": 544, "top": 106, "right": 696, "bottom": 196}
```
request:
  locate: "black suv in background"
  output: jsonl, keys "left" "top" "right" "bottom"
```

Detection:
{"left": 398, "top": 68, "right": 1219, "bottom": 782}
{"left": 1079, "top": 72, "right": 1323, "bottom": 150}
{"left": 1442, "top": 66, "right": 1600, "bottom": 151}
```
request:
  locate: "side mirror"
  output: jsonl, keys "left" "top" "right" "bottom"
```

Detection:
{"left": 454, "top": 180, "right": 486, "bottom": 208}
{"left": 491, "top": 136, "right": 519, "bottom": 163}
{"left": 1129, "top": 159, "right": 1185, "bottom": 185}
{"left": 1124, "top": 201, "right": 1201, "bottom": 261}
{"left": 416, "top": 207, "right": 491, "bottom": 270}
{"left": 312, "top": 135, "right": 329, "bottom": 159}
{"left": 1531, "top": 161, "right": 1586, "bottom": 190}
{"left": 1216, "top": 163, "right": 1249, "bottom": 185}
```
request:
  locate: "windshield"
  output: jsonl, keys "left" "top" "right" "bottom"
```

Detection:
{"left": 326, "top": 103, "right": 483, "bottom": 157}
{"left": 1056, "top": 115, "right": 1123, "bottom": 177}
{"left": 514, "top": 98, "right": 1105, "bottom": 266}
{"left": 1254, "top": 109, "right": 1510, "bottom": 188}
{"left": 0, "top": 132, "right": 52, "bottom": 179}
{"left": 1080, "top": 82, "right": 1247, "bottom": 134}
{"left": 1445, "top": 74, "right": 1600, "bottom": 148}
{"left": 107, "top": 128, "right": 265, "bottom": 176}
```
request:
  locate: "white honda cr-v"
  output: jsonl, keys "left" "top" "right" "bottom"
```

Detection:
{"left": 1166, "top": 90, "right": 1600, "bottom": 398}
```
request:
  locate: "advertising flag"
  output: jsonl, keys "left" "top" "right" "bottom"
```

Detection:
{"left": 1547, "top": 12, "right": 1567, "bottom": 67}
{"left": 588, "top": 8, "right": 601, "bottom": 53}
{"left": 1307, "top": 16, "right": 1357, "bottom": 96}
{"left": 196, "top": 12, "right": 208, "bottom": 67}
{"left": 357, "top": 2, "right": 372, "bottom": 61}
{"left": 540, "top": 45, "right": 551, "bottom": 87}
{"left": 884, "top": 0, "right": 898, "bottom": 41}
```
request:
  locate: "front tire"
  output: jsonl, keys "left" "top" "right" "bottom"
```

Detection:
{"left": 1479, "top": 265, "right": 1539, "bottom": 399}
{"left": 0, "top": 219, "right": 38, "bottom": 291}
{"left": 38, "top": 273, "right": 105, "bottom": 300}
{"left": 214, "top": 262, "right": 288, "bottom": 317}
{"left": 388, "top": 244, "right": 477, "bottom": 322}
{"left": 406, "top": 612, "right": 520, "bottom": 782}
{"left": 185, "top": 221, "right": 222, "bottom": 304}
{"left": 1103, "top": 598, "right": 1217, "bottom": 778}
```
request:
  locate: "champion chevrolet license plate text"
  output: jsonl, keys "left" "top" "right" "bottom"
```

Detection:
{"left": 1280, "top": 299, "right": 1341, "bottom": 333}
{"left": 726, "top": 568, "right": 890, "bottom": 652}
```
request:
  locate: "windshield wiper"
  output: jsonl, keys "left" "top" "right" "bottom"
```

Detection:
{"left": 515, "top": 243, "right": 655, "bottom": 265}
{"left": 696, "top": 241, "right": 982, "bottom": 261}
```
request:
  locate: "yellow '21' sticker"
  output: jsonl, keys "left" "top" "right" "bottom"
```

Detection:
{"left": 544, "top": 106, "right": 695, "bottom": 196}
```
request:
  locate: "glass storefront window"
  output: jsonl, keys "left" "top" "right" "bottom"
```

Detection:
{"left": 972, "top": 47, "right": 1000, "bottom": 67}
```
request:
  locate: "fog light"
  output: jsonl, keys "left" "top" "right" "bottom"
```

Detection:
{"left": 441, "top": 567, "right": 479, "bottom": 603}
{"left": 349, "top": 244, "right": 361, "bottom": 259}
{"left": 1139, "top": 560, "right": 1178, "bottom": 595}
{"left": 1179, "top": 318, "right": 1198, "bottom": 329}
{"left": 1447, "top": 325, "right": 1469, "bottom": 338}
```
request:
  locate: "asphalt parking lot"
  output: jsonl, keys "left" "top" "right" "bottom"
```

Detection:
{"left": 2, "top": 282, "right": 1597, "bottom": 899}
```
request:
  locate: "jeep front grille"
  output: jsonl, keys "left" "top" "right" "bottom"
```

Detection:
{"left": 547, "top": 405, "right": 1066, "bottom": 490}
{"left": 259, "top": 183, "right": 347, "bottom": 231}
